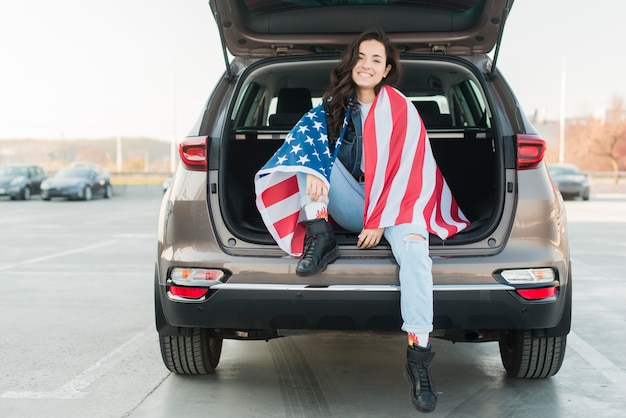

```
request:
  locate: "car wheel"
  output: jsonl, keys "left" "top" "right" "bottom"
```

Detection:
{"left": 104, "top": 184, "right": 113, "bottom": 199}
{"left": 83, "top": 186, "right": 93, "bottom": 201}
{"left": 22, "top": 187, "right": 31, "bottom": 200}
{"left": 159, "top": 328, "right": 223, "bottom": 374}
{"left": 498, "top": 330, "right": 566, "bottom": 378}
{"left": 582, "top": 189, "right": 590, "bottom": 201}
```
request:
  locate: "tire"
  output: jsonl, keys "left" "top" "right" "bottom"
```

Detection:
{"left": 498, "top": 330, "right": 566, "bottom": 378}
{"left": 22, "top": 187, "right": 31, "bottom": 200}
{"left": 83, "top": 186, "right": 93, "bottom": 201}
{"left": 159, "top": 328, "right": 223, "bottom": 374}
{"left": 582, "top": 189, "right": 590, "bottom": 201}
{"left": 104, "top": 184, "right": 113, "bottom": 199}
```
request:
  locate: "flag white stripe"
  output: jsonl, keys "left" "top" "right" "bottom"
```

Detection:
{"left": 379, "top": 110, "right": 412, "bottom": 226}
{"left": 368, "top": 90, "right": 392, "bottom": 221}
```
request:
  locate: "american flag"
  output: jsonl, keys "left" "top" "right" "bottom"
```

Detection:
{"left": 362, "top": 86, "right": 470, "bottom": 237}
{"left": 255, "top": 86, "right": 470, "bottom": 257}
{"left": 255, "top": 105, "right": 331, "bottom": 256}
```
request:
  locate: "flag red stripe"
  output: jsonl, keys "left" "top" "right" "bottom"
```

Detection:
{"left": 365, "top": 88, "right": 408, "bottom": 227}
{"left": 396, "top": 116, "right": 427, "bottom": 224}
{"left": 382, "top": 88, "right": 409, "bottom": 213}
{"left": 273, "top": 210, "right": 300, "bottom": 239}
{"left": 261, "top": 175, "right": 299, "bottom": 207}
{"left": 449, "top": 198, "right": 465, "bottom": 225}
{"left": 291, "top": 222, "right": 306, "bottom": 254}
{"left": 431, "top": 171, "right": 457, "bottom": 236}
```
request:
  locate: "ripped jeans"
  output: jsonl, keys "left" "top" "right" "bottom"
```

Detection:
{"left": 298, "top": 160, "right": 434, "bottom": 334}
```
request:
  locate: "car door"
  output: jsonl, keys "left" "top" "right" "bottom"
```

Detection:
{"left": 93, "top": 169, "right": 108, "bottom": 195}
{"left": 29, "top": 166, "right": 45, "bottom": 193}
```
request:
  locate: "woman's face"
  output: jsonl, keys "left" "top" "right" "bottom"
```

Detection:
{"left": 351, "top": 39, "right": 392, "bottom": 99}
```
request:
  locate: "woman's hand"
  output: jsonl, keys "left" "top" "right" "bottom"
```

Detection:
{"left": 357, "top": 227, "right": 384, "bottom": 249}
{"left": 306, "top": 173, "right": 328, "bottom": 202}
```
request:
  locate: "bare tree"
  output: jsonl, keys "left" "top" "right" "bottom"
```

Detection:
{"left": 566, "top": 99, "right": 626, "bottom": 183}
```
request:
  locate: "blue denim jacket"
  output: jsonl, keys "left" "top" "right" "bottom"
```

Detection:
{"left": 335, "top": 104, "right": 363, "bottom": 181}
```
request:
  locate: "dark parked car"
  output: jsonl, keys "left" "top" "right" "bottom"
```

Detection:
{"left": 155, "top": 0, "right": 571, "bottom": 379}
{"left": 40, "top": 166, "right": 113, "bottom": 201}
{"left": 548, "top": 163, "right": 590, "bottom": 200}
{"left": 0, "top": 164, "right": 47, "bottom": 200}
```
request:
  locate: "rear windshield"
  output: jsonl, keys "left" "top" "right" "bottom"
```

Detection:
{"left": 246, "top": 0, "right": 478, "bottom": 14}
{"left": 230, "top": 58, "right": 490, "bottom": 132}
{"left": 55, "top": 169, "right": 91, "bottom": 179}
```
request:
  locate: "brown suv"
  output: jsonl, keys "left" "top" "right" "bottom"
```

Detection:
{"left": 155, "top": 0, "right": 570, "bottom": 378}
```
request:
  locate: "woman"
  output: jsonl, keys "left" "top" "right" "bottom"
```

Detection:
{"left": 255, "top": 29, "right": 470, "bottom": 413}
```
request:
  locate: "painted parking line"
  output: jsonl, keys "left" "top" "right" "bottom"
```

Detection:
{"left": 0, "top": 240, "right": 118, "bottom": 271}
{"left": 568, "top": 331, "right": 626, "bottom": 387}
{"left": 0, "top": 325, "right": 153, "bottom": 399}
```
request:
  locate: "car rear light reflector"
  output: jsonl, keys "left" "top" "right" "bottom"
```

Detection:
{"left": 516, "top": 286, "right": 557, "bottom": 300}
{"left": 500, "top": 268, "right": 555, "bottom": 284}
{"left": 179, "top": 136, "right": 208, "bottom": 171}
{"left": 169, "top": 286, "right": 208, "bottom": 299}
{"left": 516, "top": 134, "right": 546, "bottom": 170}
{"left": 169, "top": 267, "right": 225, "bottom": 287}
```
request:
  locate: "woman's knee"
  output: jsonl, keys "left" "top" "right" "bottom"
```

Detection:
{"left": 404, "top": 234, "right": 426, "bottom": 242}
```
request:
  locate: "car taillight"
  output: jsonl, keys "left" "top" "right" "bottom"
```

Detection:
{"left": 179, "top": 136, "right": 208, "bottom": 171}
{"left": 168, "top": 286, "right": 208, "bottom": 299}
{"left": 515, "top": 286, "right": 557, "bottom": 300}
{"left": 169, "top": 267, "right": 225, "bottom": 287}
{"left": 516, "top": 134, "right": 546, "bottom": 170}
{"left": 500, "top": 268, "right": 555, "bottom": 284}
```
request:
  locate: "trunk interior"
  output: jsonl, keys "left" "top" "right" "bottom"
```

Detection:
{"left": 221, "top": 56, "right": 502, "bottom": 246}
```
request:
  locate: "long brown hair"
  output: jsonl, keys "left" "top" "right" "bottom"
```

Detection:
{"left": 323, "top": 29, "right": 401, "bottom": 142}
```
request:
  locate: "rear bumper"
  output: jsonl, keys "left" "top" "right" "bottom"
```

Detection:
{"left": 41, "top": 189, "right": 82, "bottom": 199}
{"left": 0, "top": 187, "right": 23, "bottom": 197}
{"left": 156, "top": 281, "right": 571, "bottom": 337}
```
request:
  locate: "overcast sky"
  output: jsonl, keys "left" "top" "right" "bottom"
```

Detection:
{"left": 1, "top": 0, "right": 625, "bottom": 141}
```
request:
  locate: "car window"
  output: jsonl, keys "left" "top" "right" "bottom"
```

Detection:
{"left": 549, "top": 165, "right": 581, "bottom": 176}
{"left": 267, "top": 96, "right": 323, "bottom": 121}
{"left": 56, "top": 168, "right": 90, "bottom": 178}
{"left": 230, "top": 59, "right": 491, "bottom": 131}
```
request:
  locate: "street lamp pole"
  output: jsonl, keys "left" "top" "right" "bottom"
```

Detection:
{"left": 559, "top": 57, "right": 567, "bottom": 163}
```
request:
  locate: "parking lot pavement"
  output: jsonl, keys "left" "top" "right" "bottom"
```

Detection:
{"left": 1, "top": 194, "right": 626, "bottom": 417}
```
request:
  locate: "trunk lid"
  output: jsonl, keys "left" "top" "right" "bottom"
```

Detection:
{"left": 210, "top": 0, "right": 513, "bottom": 58}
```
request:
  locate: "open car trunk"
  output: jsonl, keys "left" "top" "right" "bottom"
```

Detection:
{"left": 220, "top": 55, "right": 503, "bottom": 247}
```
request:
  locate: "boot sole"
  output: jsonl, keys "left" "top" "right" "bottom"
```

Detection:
{"left": 295, "top": 247, "right": 339, "bottom": 277}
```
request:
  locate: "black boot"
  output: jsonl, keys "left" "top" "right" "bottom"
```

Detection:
{"left": 296, "top": 219, "right": 339, "bottom": 277}
{"left": 404, "top": 344, "right": 437, "bottom": 413}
